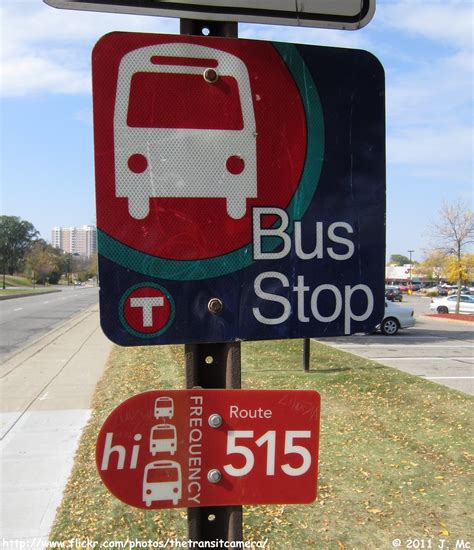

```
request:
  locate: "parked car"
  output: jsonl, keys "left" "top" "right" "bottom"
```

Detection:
{"left": 429, "top": 294, "right": 474, "bottom": 315}
{"left": 398, "top": 282, "right": 420, "bottom": 292}
{"left": 377, "top": 300, "right": 416, "bottom": 335}
{"left": 385, "top": 286, "right": 403, "bottom": 302}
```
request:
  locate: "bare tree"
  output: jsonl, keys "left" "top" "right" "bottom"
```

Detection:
{"left": 432, "top": 200, "right": 474, "bottom": 313}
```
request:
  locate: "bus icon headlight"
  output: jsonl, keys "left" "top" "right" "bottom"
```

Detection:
{"left": 128, "top": 154, "right": 148, "bottom": 174}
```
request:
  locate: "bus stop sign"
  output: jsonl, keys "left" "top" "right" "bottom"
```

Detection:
{"left": 92, "top": 32, "right": 385, "bottom": 346}
{"left": 96, "top": 390, "right": 320, "bottom": 509}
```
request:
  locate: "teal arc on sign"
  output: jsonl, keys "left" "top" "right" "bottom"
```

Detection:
{"left": 98, "top": 42, "right": 325, "bottom": 282}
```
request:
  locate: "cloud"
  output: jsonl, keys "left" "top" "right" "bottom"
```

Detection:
{"left": 378, "top": 0, "right": 473, "bottom": 50}
{"left": 388, "top": 125, "right": 472, "bottom": 167}
{"left": 240, "top": 23, "right": 373, "bottom": 50}
{"left": 378, "top": 0, "right": 473, "bottom": 178}
{"left": 0, "top": 0, "right": 179, "bottom": 97}
{"left": 1, "top": 49, "right": 90, "bottom": 96}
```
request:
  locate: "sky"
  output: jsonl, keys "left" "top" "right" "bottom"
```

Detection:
{"left": 0, "top": 0, "right": 472, "bottom": 264}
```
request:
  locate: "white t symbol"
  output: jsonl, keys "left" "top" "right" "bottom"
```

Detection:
{"left": 130, "top": 297, "right": 164, "bottom": 327}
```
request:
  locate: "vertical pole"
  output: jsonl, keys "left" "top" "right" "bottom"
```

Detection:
{"left": 185, "top": 342, "right": 242, "bottom": 541}
{"left": 180, "top": 18, "right": 242, "bottom": 544}
{"left": 303, "top": 338, "right": 310, "bottom": 372}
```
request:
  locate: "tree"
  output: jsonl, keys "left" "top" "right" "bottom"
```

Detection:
{"left": 431, "top": 200, "right": 474, "bottom": 312}
{"left": 389, "top": 254, "right": 412, "bottom": 266}
{"left": 418, "top": 250, "right": 447, "bottom": 284}
{"left": 0, "top": 216, "right": 39, "bottom": 289}
{"left": 24, "top": 240, "right": 62, "bottom": 286}
{"left": 443, "top": 255, "right": 473, "bottom": 285}
{"left": 60, "top": 253, "right": 74, "bottom": 285}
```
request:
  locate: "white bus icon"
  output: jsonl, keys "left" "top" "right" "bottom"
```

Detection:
{"left": 143, "top": 460, "right": 182, "bottom": 507}
{"left": 114, "top": 42, "right": 257, "bottom": 220}
{"left": 150, "top": 424, "right": 177, "bottom": 456}
{"left": 154, "top": 396, "right": 174, "bottom": 420}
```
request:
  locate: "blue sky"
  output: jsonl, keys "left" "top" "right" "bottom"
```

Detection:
{"left": 1, "top": 0, "right": 472, "bottom": 263}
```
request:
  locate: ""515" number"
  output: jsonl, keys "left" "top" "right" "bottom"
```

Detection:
{"left": 223, "top": 430, "right": 312, "bottom": 477}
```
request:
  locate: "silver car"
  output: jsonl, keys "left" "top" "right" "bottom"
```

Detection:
{"left": 430, "top": 294, "right": 474, "bottom": 315}
{"left": 377, "top": 300, "right": 416, "bottom": 335}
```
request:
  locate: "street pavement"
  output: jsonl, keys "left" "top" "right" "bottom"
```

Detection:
{"left": 0, "top": 286, "right": 100, "bottom": 359}
{"left": 0, "top": 303, "right": 112, "bottom": 544}
{"left": 317, "top": 295, "right": 474, "bottom": 395}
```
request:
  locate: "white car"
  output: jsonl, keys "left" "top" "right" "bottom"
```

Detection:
{"left": 430, "top": 294, "right": 474, "bottom": 315}
{"left": 377, "top": 300, "right": 416, "bottom": 335}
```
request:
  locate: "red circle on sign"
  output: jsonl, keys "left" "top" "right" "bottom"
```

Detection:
{"left": 94, "top": 35, "right": 307, "bottom": 262}
{"left": 226, "top": 155, "right": 245, "bottom": 175}
{"left": 122, "top": 286, "right": 172, "bottom": 335}
{"left": 128, "top": 153, "right": 148, "bottom": 173}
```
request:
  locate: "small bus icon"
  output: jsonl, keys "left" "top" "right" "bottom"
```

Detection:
{"left": 150, "top": 424, "right": 177, "bottom": 456}
{"left": 154, "top": 396, "right": 174, "bottom": 420}
{"left": 143, "top": 460, "right": 182, "bottom": 507}
{"left": 114, "top": 42, "right": 257, "bottom": 220}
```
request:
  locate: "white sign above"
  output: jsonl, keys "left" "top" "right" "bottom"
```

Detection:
{"left": 44, "top": 0, "right": 376, "bottom": 30}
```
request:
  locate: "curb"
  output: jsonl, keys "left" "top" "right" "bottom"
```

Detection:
{"left": 0, "top": 290, "right": 61, "bottom": 301}
{"left": 1, "top": 304, "right": 100, "bottom": 371}
{"left": 421, "top": 314, "right": 474, "bottom": 326}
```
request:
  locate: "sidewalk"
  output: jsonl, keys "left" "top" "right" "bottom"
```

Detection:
{"left": 0, "top": 305, "right": 112, "bottom": 544}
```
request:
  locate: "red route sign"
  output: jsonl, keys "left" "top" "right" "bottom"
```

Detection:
{"left": 96, "top": 390, "right": 320, "bottom": 509}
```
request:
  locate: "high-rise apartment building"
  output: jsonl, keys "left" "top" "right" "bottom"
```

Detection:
{"left": 51, "top": 225, "right": 97, "bottom": 257}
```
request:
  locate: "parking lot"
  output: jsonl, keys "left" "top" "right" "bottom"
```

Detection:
{"left": 317, "top": 294, "right": 474, "bottom": 395}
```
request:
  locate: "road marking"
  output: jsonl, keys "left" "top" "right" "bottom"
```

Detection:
{"left": 43, "top": 301, "right": 50, "bottom": 304}
{"left": 425, "top": 376, "right": 474, "bottom": 380}
{"left": 373, "top": 357, "right": 473, "bottom": 361}
{"left": 13, "top": 308, "right": 23, "bottom": 312}
{"left": 328, "top": 344, "right": 473, "bottom": 349}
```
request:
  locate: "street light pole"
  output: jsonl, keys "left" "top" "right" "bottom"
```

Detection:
{"left": 408, "top": 250, "right": 414, "bottom": 291}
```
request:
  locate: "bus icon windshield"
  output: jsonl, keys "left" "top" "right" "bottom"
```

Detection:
{"left": 143, "top": 460, "right": 182, "bottom": 507}
{"left": 114, "top": 42, "right": 257, "bottom": 220}
{"left": 150, "top": 424, "right": 177, "bottom": 456}
{"left": 154, "top": 397, "right": 174, "bottom": 420}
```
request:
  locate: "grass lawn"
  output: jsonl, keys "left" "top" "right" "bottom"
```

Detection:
{"left": 0, "top": 288, "right": 58, "bottom": 297}
{"left": 0, "top": 275, "right": 58, "bottom": 296}
{"left": 2, "top": 275, "right": 33, "bottom": 287}
{"left": 50, "top": 340, "right": 473, "bottom": 549}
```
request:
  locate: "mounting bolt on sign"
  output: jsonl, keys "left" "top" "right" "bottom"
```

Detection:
{"left": 92, "top": 32, "right": 385, "bottom": 347}
{"left": 208, "top": 298, "right": 224, "bottom": 315}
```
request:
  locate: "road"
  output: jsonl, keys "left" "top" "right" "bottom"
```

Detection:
{"left": 0, "top": 286, "right": 100, "bottom": 361}
{"left": 317, "top": 294, "right": 474, "bottom": 395}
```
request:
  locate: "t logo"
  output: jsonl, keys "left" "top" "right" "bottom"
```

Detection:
{"left": 120, "top": 284, "right": 175, "bottom": 337}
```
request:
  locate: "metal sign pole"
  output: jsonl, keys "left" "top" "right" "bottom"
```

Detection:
{"left": 303, "top": 338, "right": 311, "bottom": 372}
{"left": 185, "top": 342, "right": 242, "bottom": 541}
{"left": 180, "top": 19, "right": 242, "bottom": 543}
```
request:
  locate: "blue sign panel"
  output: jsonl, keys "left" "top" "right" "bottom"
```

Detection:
{"left": 92, "top": 32, "right": 385, "bottom": 346}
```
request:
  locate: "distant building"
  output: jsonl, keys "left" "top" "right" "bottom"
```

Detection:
{"left": 385, "top": 264, "right": 422, "bottom": 284}
{"left": 51, "top": 225, "right": 97, "bottom": 258}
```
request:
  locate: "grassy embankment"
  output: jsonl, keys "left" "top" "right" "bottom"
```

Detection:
{"left": 50, "top": 340, "right": 473, "bottom": 549}
{"left": 0, "top": 275, "right": 59, "bottom": 296}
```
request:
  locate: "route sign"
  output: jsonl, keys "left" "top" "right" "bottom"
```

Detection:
{"left": 96, "top": 389, "right": 320, "bottom": 509}
{"left": 92, "top": 32, "right": 385, "bottom": 346}
{"left": 45, "top": 1, "right": 376, "bottom": 30}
